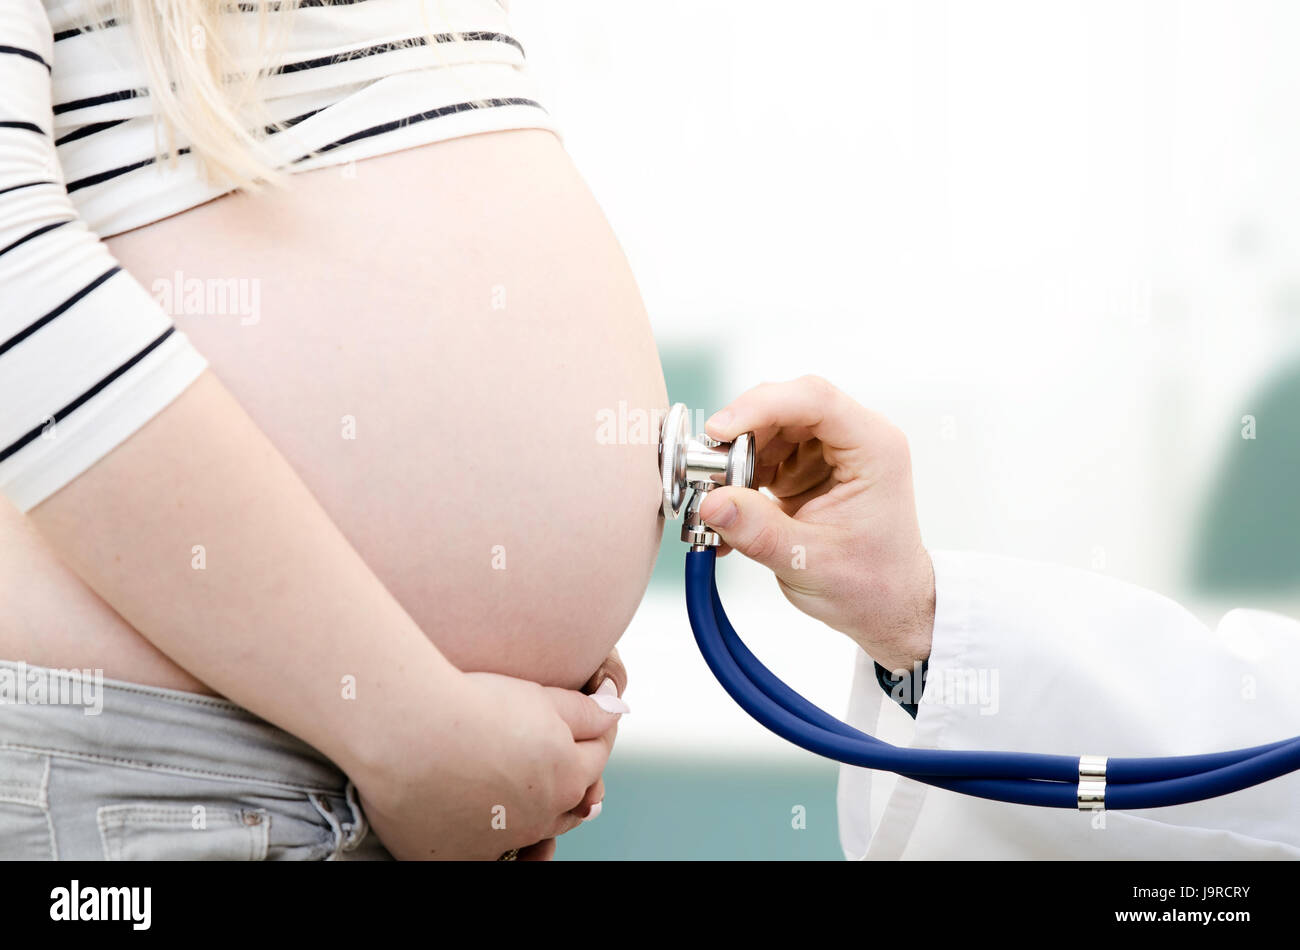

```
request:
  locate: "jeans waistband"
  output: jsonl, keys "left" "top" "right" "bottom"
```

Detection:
{"left": 0, "top": 660, "right": 348, "bottom": 795}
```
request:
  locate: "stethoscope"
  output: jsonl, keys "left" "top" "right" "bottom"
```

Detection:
{"left": 658, "top": 403, "right": 1300, "bottom": 811}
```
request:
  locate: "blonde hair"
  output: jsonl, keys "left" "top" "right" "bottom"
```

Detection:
{"left": 81, "top": 0, "right": 477, "bottom": 190}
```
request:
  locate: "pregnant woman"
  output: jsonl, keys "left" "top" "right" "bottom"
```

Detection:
{"left": 0, "top": 0, "right": 666, "bottom": 859}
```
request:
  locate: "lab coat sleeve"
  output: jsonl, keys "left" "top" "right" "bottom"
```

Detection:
{"left": 836, "top": 550, "right": 1300, "bottom": 859}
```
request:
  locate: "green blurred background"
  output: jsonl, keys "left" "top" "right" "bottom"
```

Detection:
{"left": 555, "top": 756, "right": 842, "bottom": 860}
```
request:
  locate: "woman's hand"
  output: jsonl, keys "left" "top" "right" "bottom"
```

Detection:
{"left": 698, "top": 376, "right": 935, "bottom": 672}
{"left": 572, "top": 647, "right": 627, "bottom": 820}
{"left": 357, "top": 667, "right": 628, "bottom": 861}
{"left": 515, "top": 648, "right": 630, "bottom": 860}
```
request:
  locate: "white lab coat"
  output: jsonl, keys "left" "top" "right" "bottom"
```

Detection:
{"left": 837, "top": 551, "right": 1300, "bottom": 859}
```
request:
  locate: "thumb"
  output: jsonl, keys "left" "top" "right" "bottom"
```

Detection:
{"left": 544, "top": 685, "right": 629, "bottom": 742}
{"left": 698, "top": 487, "right": 807, "bottom": 575}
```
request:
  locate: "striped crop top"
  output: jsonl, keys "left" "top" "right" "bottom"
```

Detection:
{"left": 0, "top": 0, "right": 555, "bottom": 511}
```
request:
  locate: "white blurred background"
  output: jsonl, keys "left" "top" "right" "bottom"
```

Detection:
{"left": 509, "top": 0, "right": 1300, "bottom": 857}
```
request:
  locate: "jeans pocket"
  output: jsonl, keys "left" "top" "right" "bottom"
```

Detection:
{"left": 0, "top": 749, "right": 54, "bottom": 860}
{"left": 97, "top": 803, "right": 271, "bottom": 861}
{"left": 0, "top": 801, "right": 55, "bottom": 860}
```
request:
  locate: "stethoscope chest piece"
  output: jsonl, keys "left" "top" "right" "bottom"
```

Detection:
{"left": 658, "top": 402, "right": 755, "bottom": 549}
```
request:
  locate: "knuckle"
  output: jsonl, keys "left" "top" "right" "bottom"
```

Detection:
{"left": 561, "top": 778, "right": 589, "bottom": 810}
{"left": 545, "top": 717, "right": 574, "bottom": 752}
{"left": 798, "top": 373, "right": 835, "bottom": 398}
{"left": 882, "top": 423, "right": 912, "bottom": 466}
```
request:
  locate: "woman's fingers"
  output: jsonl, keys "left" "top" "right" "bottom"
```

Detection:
{"left": 542, "top": 689, "right": 617, "bottom": 819}
{"left": 584, "top": 777, "right": 605, "bottom": 812}
{"left": 547, "top": 810, "right": 589, "bottom": 840}
{"left": 544, "top": 684, "right": 628, "bottom": 742}
{"left": 581, "top": 647, "right": 627, "bottom": 699}
{"left": 543, "top": 741, "right": 610, "bottom": 839}
{"left": 571, "top": 734, "right": 615, "bottom": 795}
{"left": 537, "top": 653, "right": 622, "bottom": 844}
{"left": 570, "top": 776, "right": 605, "bottom": 819}
{"left": 573, "top": 714, "right": 617, "bottom": 800}
{"left": 541, "top": 775, "right": 605, "bottom": 846}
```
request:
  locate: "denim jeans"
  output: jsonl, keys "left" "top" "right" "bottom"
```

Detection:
{"left": 0, "top": 660, "right": 392, "bottom": 860}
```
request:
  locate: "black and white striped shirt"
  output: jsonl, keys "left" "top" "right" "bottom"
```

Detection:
{"left": 1, "top": 0, "right": 554, "bottom": 510}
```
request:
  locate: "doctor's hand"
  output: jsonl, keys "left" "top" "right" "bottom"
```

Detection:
{"left": 699, "top": 376, "right": 935, "bottom": 672}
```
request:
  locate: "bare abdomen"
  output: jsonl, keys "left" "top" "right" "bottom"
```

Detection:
{"left": 3, "top": 130, "right": 666, "bottom": 693}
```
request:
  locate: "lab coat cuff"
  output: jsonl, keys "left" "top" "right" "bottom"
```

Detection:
{"left": 912, "top": 550, "right": 986, "bottom": 729}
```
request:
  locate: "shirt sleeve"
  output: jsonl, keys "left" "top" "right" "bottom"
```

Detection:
{"left": 838, "top": 550, "right": 1300, "bottom": 859}
{"left": 873, "top": 656, "right": 928, "bottom": 719}
{"left": 0, "top": 0, "right": 207, "bottom": 512}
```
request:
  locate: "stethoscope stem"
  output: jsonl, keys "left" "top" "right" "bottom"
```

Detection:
{"left": 686, "top": 548, "right": 1300, "bottom": 810}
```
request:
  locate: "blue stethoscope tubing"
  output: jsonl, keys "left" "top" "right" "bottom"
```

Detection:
{"left": 686, "top": 548, "right": 1300, "bottom": 809}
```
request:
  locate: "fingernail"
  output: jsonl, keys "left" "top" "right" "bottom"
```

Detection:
{"left": 595, "top": 677, "right": 618, "bottom": 697}
{"left": 591, "top": 692, "right": 631, "bottom": 715}
{"left": 706, "top": 409, "right": 733, "bottom": 432}
{"left": 582, "top": 801, "right": 603, "bottom": 822}
{"left": 703, "top": 499, "right": 738, "bottom": 528}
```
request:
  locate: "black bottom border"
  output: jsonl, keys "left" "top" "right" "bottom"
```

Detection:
{"left": 3, "top": 859, "right": 1293, "bottom": 936}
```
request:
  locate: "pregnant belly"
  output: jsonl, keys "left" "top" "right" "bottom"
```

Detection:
{"left": 8, "top": 130, "right": 667, "bottom": 693}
